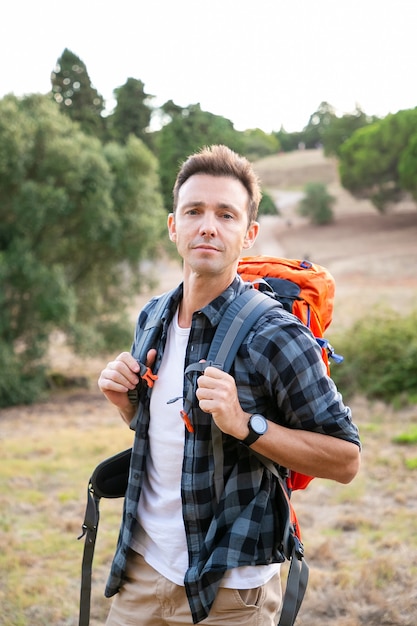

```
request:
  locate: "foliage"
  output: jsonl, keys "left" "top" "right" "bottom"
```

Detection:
{"left": 398, "top": 132, "right": 417, "bottom": 201}
{"left": 301, "top": 101, "right": 376, "bottom": 157}
{"left": 106, "top": 77, "right": 154, "bottom": 145}
{"left": 0, "top": 94, "right": 166, "bottom": 406}
{"left": 321, "top": 106, "right": 377, "bottom": 157}
{"left": 274, "top": 127, "right": 303, "bottom": 152}
{"left": 339, "top": 108, "right": 417, "bottom": 211}
{"left": 155, "top": 102, "right": 244, "bottom": 209}
{"left": 302, "top": 101, "right": 336, "bottom": 149}
{"left": 258, "top": 189, "right": 279, "bottom": 216}
{"left": 51, "top": 48, "right": 105, "bottom": 137}
{"left": 297, "top": 182, "right": 335, "bottom": 224}
{"left": 240, "top": 128, "right": 280, "bottom": 161}
{"left": 330, "top": 309, "right": 417, "bottom": 404}
{"left": 273, "top": 103, "right": 375, "bottom": 157}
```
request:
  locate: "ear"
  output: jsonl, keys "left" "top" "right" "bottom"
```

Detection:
{"left": 243, "top": 221, "right": 259, "bottom": 249}
{"left": 167, "top": 213, "right": 176, "bottom": 241}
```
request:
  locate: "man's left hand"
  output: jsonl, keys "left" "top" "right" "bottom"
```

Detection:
{"left": 196, "top": 365, "right": 250, "bottom": 440}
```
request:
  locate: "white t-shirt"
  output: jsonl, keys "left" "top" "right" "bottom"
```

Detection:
{"left": 131, "top": 308, "right": 280, "bottom": 588}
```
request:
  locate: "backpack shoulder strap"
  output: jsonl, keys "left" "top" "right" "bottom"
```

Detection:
{"left": 128, "top": 288, "right": 177, "bottom": 411}
{"left": 132, "top": 288, "right": 177, "bottom": 359}
{"left": 184, "top": 288, "right": 280, "bottom": 384}
{"left": 207, "top": 288, "right": 280, "bottom": 370}
{"left": 200, "top": 287, "right": 308, "bottom": 626}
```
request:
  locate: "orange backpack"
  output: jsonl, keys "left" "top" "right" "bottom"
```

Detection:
{"left": 238, "top": 255, "right": 340, "bottom": 377}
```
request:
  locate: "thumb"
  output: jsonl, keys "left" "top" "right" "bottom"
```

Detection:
{"left": 146, "top": 348, "right": 157, "bottom": 368}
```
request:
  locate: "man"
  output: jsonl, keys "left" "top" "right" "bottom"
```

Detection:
{"left": 98, "top": 144, "right": 361, "bottom": 625}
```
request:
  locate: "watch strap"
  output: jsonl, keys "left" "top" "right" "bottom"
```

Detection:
{"left": 241, "top": 429, "right": 261, "bottom": 447}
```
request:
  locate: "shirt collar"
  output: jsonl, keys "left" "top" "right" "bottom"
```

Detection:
{"left": 199, "top": 275, "right": 251, "bottom": 328}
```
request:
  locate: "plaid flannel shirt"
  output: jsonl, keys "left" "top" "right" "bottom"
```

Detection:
{"left": 105, "top": 277, "right": 360, "bottom": 623}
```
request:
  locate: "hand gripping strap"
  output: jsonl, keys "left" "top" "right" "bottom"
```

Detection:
{"left": 183, "top": 288, "right": 280, "bottom": 435}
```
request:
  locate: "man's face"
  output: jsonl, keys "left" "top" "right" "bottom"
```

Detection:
{"left": 168, "top": 174, "right": 258, "bottom": 278}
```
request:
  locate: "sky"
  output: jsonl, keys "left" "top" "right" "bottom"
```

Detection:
{"left": 1, "top": 0, "right": 416, "bottom": 133}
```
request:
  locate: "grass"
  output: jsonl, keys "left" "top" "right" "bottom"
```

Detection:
{"left": 1, "top": 392, "right": 417, "bottom": 625}
{"left": 393, "top": 426, "right": 417, "bottom": 444}
{"left": 0, "top": 396, "right": 132, "bottom": 626}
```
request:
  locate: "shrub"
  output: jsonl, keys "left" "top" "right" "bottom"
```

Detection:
{"left": 330, "top": 309, "right": 417, "bottom": 404}
{"left": 298, "top": 182, "right": 335, "bottom": 225}
{"left": 258, "top": 189, "right": 279, "bottom": 216}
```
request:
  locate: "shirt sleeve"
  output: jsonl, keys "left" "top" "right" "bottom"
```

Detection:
{"left": 246, "top": 309, "right": 361, "bottom": 448}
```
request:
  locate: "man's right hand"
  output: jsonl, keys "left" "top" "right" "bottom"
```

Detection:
{"left": 98, "top": 350, "right": 157, "bottom": 423}
{"left": 98, "top": 352, "right": 140, "bottom": 410}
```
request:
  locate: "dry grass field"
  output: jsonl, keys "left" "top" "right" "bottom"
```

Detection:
{"left": 1, "top": 150, "right": 417, "bottom": 625}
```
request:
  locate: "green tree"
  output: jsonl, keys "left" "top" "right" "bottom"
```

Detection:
{"left": 274, "top": 126, "right": 303, "bottom": 152}
{"left": 399, "top": 133, "right": 417, "bottom": 200}
{"left": 339, "top": 108, "right": 417, "bottom": 211}
{"left": 321, "top": 106, "right": 377, "bottom": 157}
{"left": 298, "top": 182, "right": 335, "bottom": 225}
{"left": 302, "top": 101, "right": 336, "bottom": 149}
{"left": 155, "top": 102, "right": 244, "bottom": 209}
{"left": 240, "top": 128, "right": 280, "bottom": 161}
{"left": 51, "top": 48, "right": 105, "bottom": 137}
{"left": 0, "top": 94, "right": 166, "bottom": 407}
{"left": 107, "top": 77, "right": 154, "bottom": 145}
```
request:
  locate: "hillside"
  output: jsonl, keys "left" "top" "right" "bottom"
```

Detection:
{"left": 252, "top": 150, "right": 417, "bottom": 332}
{"left": 1, "top": 150, "right": 417, "bottom": 626}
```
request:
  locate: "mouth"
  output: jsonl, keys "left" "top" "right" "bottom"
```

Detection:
{"left": 192, "top": 243, "right": 221, "bottom": 252}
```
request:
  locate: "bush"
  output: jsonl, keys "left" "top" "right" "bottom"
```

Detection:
{"left": 330, "top": 309, "right": 417, "bottom": 404}
{"left": 258, "top": 189, "right": 279, "bottom": 216}
{"left": 298, "top": 182, "right": 335, "bottom": 225}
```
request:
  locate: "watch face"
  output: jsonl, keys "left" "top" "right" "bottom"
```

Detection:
{"left": 250, "top": 414, "right": 268, "bottom": 435}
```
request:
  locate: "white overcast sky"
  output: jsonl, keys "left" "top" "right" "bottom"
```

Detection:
{"left": 1, "top": 0, "right": 416, "bottom": 132}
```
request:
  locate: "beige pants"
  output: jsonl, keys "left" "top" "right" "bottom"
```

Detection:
{"left": 106, "top": 550, "right": 282, "bottom": 626}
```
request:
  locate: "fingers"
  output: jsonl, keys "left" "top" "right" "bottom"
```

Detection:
{"left": 197, "top": 365, "right": 228, "bottom": 388}
{"left": 196, "top": 366, "right": 246, "bottom": 437}
{"left": 98, "top": 352, "right": 140, "bottom": 394}
{"left": 196, "top": 366, "right": 234, "bottom": 407}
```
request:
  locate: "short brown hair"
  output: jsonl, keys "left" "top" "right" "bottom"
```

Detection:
{"left": 172, "top": 145, "right": 262, "bottom": 224}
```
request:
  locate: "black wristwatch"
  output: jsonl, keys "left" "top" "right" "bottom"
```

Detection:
{"left": 241, "top": 414, "right": 268, "bottom": 447}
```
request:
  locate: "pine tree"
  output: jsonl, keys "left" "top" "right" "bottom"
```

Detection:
{"left": 51, "top": 48, "right": 105, "bottom": 136}
{"left": 108, "top": 77, "right": 154, "bottom": 145}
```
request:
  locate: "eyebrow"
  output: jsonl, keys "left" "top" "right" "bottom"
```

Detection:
{"left": 180, "top": 200, "right": 238, "bottom": 211}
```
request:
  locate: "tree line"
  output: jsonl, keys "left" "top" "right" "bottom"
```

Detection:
{"left": 1, "top": 48, "right": 416, "bottom": 406}
{"left": 50, "top": 49, "right": 417, "bottom": 212}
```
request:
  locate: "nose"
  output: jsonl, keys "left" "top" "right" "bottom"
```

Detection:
{"left": 199, "top": 212, "right": 217, "bottom": 238}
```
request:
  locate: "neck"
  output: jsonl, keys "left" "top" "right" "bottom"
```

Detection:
{"left": 177, "top": 270, "right": 236, "bottom": 328}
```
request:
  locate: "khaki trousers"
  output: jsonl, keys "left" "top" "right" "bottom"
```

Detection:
{"left": 106, "top": 550, "right": 282, "bottom": 626}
